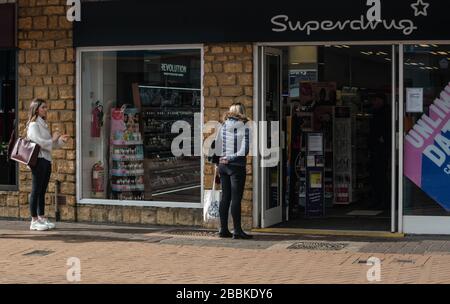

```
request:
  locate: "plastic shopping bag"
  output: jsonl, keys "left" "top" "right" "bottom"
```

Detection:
{"left": 203, "top": 167, "right": 221, "bottom": 222}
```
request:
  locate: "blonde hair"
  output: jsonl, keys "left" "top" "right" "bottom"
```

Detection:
{"left": 25, "top": 98, "right": 46, "bottom": 134}
{"left": 223, "top": 103, "right": 248, "bottom": 122}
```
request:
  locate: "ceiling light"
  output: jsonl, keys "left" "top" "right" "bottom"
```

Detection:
{"left": 420, "top": 44, "right": 430, "bottom": 47}
{"left": 438, "top": 51, "right": 447, "bottom": 55}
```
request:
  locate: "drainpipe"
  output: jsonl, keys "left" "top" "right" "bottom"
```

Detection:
{"left": 54, "top": 180, "right": 60, "bottom": 222}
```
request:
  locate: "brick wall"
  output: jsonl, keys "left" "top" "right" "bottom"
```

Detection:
{"left": 0, "top": 0, "right": 77, "bottom": 220}
{"left": 203, "top": 44, "right": 254, "bottom": 230}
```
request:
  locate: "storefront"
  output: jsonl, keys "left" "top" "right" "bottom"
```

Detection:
{"left": 2, "top": 0, "right": 450, "bottom": 234}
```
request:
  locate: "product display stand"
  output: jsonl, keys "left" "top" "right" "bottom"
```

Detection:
{"left": 137, "top": 84, "right": 201, "bottom": 200}
{"left": 294, "top": 112, "right": 313, "bottom": 208}
{"left": 339, "top": 87, "right": 371, "bottom": 204}
{"left": 110, "top": 106, "right": 145, "bottom": 200}
{"left": 305, "top": 132, "right": 325, "bottom": 217}
{"left": 333, "top": 106, "right": 352, "bottom": 204}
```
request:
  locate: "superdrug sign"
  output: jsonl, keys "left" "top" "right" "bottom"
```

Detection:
{"left": 74, "top": 0, "right": 450, "bottom": 47}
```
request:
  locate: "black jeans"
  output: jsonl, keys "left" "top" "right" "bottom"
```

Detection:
{"left": 30, "top": 158, "right": 52, "bottom": 218}
{"left": 218, "top": 164, "right": 246, "bottom": 232}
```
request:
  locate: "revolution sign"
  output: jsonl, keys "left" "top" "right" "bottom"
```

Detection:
{"left": 404, "top": 83, "right": 450, "bottom": 211}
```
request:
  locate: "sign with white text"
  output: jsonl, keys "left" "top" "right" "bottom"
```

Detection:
{"left": 74, "top": 0, "right": 447, "bottom": 47}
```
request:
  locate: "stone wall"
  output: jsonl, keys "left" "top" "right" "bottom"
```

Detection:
{"left": 0, "top": 0, "right": 77, "bottom": 220}
{"left": 203, "top": 44, "right": 254, "bottom": 230}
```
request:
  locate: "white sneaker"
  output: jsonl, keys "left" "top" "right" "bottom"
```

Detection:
{"left": 30, "top": 220, "right": 49, "bottom": 231}
{"left": 39, "top": 218, "right": 56, "bottom": 230}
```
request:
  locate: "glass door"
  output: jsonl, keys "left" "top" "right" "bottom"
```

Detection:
{"left": 261, "top": 47, "right": 283, "bottom": 228}
{"left": 400, "top": 43, "right": 450, "bottom": 234}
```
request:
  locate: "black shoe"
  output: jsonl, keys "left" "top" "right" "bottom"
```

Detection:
{"left": 218, "top": 230, "right": 233, "bottom": 238}
{"left": 232, "top": 230, "right": 253, "bottom": 240}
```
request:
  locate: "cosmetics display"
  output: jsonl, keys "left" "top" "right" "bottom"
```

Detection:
{"left": 138, "top": 84, "right": 201, "bottom": 198}
{"left": 110, "top": 106, "right": 145, "bottom": 200}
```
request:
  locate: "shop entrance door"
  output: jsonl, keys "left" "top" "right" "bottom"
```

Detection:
{"left": 260, "top": 47, "right": 283, "bottom": 228}
{"left": 258, "top": 44, "right": 399, "bottom": 232}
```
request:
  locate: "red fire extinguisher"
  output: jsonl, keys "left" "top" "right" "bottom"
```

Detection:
{"left": 92, "top": 161, "right": 104, "bottom": 198}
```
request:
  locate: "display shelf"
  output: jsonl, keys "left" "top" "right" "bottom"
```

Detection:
{"left": 149, "top": 164, "right": 198, "bottom": 174}
{"left": 112, "top": 154, "right": 144, "bottom": 161}
{"left": 146, "top": 152, "right": 174, "bottom": 158}
{"left": 137, "top": 83, "right": 201, "bottom": 200}
{"left": 151, "top": 175, "right": 200, "bottom": 191}
{"left": 142, "top": 106, "right": 198, "bottom": 110}
{"left": 152, "top": 182, "right": 200, "bottom": 194}
{"left": 110, "top": 106, "right": 145, "bottom": 201}
{"left": 111, "top": 184, "right": 145, "bottom": 192}
{"left": 143, "top": 131, "right": 179, "bottom": 136}
{"left": 111, "top": 169, "right": 145, "bottom": 176}
{"left": 111, "top": 140, "right": 143, "bottom": 146}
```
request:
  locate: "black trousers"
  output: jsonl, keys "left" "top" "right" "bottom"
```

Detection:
{"left": 30, "top": 158, "right": 52, "bottom": 218}
{"left": 218, "top": 164, "right": 246, "bottom": 232}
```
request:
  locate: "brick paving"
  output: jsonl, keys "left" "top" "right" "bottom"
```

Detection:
{"left": 1, "top": 220, "right": 450, "bottom": 283}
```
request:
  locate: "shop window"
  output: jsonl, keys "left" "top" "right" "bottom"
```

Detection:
{"left": 0, "top": 50, "right": 17, "bottom": 189}
{"left": 80, "top": 49, "right": 201, "bottom": 204}
{"left": 403, "top": 44, "right": 450, "bottom": 216}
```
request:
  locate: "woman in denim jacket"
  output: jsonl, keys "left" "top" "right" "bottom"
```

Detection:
{"left": 216, "top": 103, "right": 252, "bottom": 239}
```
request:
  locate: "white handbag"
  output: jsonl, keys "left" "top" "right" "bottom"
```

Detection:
{"left": 203, "top": 166, "right": 221, "bottom": 222}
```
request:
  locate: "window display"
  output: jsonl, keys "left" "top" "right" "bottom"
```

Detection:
{"left": 80, "top": 49, "right": 201, "bottom": 204}
{"left": 139, "top": 86, "right": 201, "bottom": 200}
{"left": 403, "top": 44, "right": 450, "bottom": 216}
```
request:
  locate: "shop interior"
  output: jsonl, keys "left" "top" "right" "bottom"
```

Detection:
{"left": 266, "top": 45, "right": 394, "bottom": 231}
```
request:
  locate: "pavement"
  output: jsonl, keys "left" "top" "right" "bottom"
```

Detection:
{"left": 1, "top": 219, "right": 450, "bottom": 284}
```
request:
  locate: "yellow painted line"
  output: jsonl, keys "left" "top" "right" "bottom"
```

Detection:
{"left": 251, "top": 228, "right": 405, "bottom": 238}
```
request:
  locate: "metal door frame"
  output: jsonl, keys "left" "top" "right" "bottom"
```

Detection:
{"left": 259, "top": 46, "right": 284, "bottom": 228}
